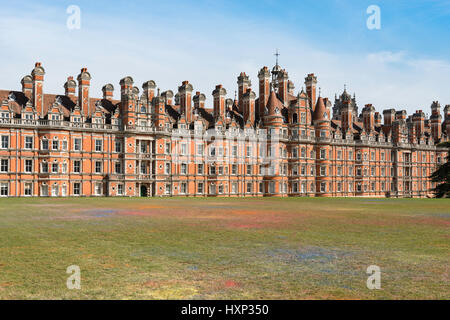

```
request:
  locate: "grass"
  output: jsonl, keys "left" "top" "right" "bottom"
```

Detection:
{"left": 0, "top": 197, "right": 448, "bottom": 299}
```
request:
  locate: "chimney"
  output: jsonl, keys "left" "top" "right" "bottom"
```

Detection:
{"left": 444, "top": 105, "right": 450, "bottom": 136}
{"left": 277, "top": 69, "right": 289, "bottom": 106}
{"left": 305, "top": 73, "right": 318, "bottom": 111}
{"left": 430, "top": 101, "right": 442, "bottom": 141}
{"left": 258, "top": 66, "right": 270, "bottom": 120}
{"left": 178, "top": 81, "right": 194, "bottom": 123}
{"left": 362, "top": 104, "right": 375, "bottom": 132}
{"left": 102, "top": 84, "right": 114, "bottom": 100}
{"left": 142, "top": 80, "right": 156, "bottom": 103}
{"left": 341, "top": 99, "right": 353, "bottom": 133}
{"left": 374, "top": 112, "right": 381, "bottom": 126}
{"left": 161, "top": 90, "right": 174, "bottom": 105}
{"left": 243, "top": 88, "right": 256, "bottom": 125}
{"left": 21, "top": 75, "right": 33, "bottom": 99}
{"left": 119, "top": 76, "right": 135, "bottom": 126}
{"left": 395, "top": 110, "right": 407, "bottom": 121}
{"left": 31, "top": 62, "right": 45, "bottom": 117}
{"left": 237, "top": 72, "right": 251, "bottom": 113}
{"left": 412, "top": 110, "right": 425, "bottom": 137}
{"left": 64, "top": 76, "right": 77, "bottom": 97}
{"left": 212, "top": 85, "right": 227, "bottom": 119}
{"left": 193, "top": 91, "right": 206, "bottom": 110}
{"left": 77, "top": 67, "right": 92, "bottom": 118}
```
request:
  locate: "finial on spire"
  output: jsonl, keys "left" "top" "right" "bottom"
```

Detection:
{"left": 344, "top": 84, "right": 347, "bottom": 91}
{"left": 274, "top": 49, "right": 280, "bottom": 67}
{"left": 234, "top": 90, "right": 237, "bottom": 100}
{"left": 157, "top": 88, "right": 160, "bottom": 97}
{"left": 319, "top": 87, "right": 322, "bottom": 96}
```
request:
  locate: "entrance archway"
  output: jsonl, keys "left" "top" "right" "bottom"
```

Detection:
{"left": 140, "top": 185, "right": 148, "bottom": 197}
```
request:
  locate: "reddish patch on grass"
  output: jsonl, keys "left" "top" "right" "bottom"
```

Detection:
{"left": 224, "top": 280, "right": 239, "bottom": 288}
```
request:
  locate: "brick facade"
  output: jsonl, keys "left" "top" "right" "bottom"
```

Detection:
{"left": 0, "top": 62, "right": 448, "bottom": 197}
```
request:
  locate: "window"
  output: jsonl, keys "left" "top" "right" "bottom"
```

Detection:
{"left": 320, "top": 182, "right": 326, "bottom": 193}
{"left": 51, "top": 184, "right": 59, "bottom": 197}
{"left": 181, "top": 143, "right": 187, "bottom": 155}
{"left": 52, "top": 140, "right": 59, "bottom": 150}
{"left": 25, "top": 159, "right": 32, "bottom": 173}
{"left": 1, "top": 183, "right": 8, "bottom": 196}
{"left": 115, "top": 140, "right": 122, "bottom": 153}
{"left": 41, "top": 184, "right": 48, "bottom": 196}
{"left": 62, "top": 140, "right": 67, "bottom": 151}
{"left": 320, "top": 166, "right": 326, "bottom": 176}
{"left": 246, "top": 146, "right": 252, "bottom": 157}
{"left": 293, "top": 165, "right": 298, "bottom": 176}
{"left": 232, "top": 182, "right": 238, "bottom": 194}
{"left": 95, "top": 161, "right": 102, "bottom": 173}
{"left": 1, "top": 136, "right": 9, "bottom": 149}
{"left": 73, "top": 160, "right": 81, "bottom": 173}
{"left": 197, "top": 182, "right": 204, "bottom": 194}
{"left": 293, "top": 148, "right": 298, "bottom": 158}
{"left": 320, "top": 149, "right": 326, "bottom": 159}
{"left": 41, "top": 139, "right": 48, "bottom": 150}
{"left": 62, "top": 162, "right": 67, "bottom": 174}
{"left": 259, "top": 182, "right": 264, "bottom": 193}
{"left": 232, "top": 145, "right": 238, "bottom": 157}
{"left": 95, "top": 183, "right": 103, "bottom": 195}
{"left": 24, "top": 183, "right": 32, "bottom": 196}
{"left": 246, "top": 182, "right": 252, "bottom": 193}
{"left": 337, "top": 150, "right": 342, "bottom": 160}
{"left": 232, "top": 164, "right": 237, "bottom": 175}
{"left": 178, "top": 163, "right": 186, "bottom": 175}
{"left": 180, "top": 182, "right": 187, "bottom": 194}
{"left": 95, "top": 139, "right": 102, "bottom": 152}
{"left": 117, "top": 184, "right": 124, "bottom": 195}
{"left": 115, "top": 162, "right": 122, "bottom": 174}
{"left": 210, "top": 165, "right": 216, "bottom": 175}
{"left": 73, "top": 183, "right": 81, "bottom": 195}
{"left": 293, "top": 182, "right": 298, "bottom": 193}
{"left": 246, "top": 165, "right": 252, "bottom": 175}
{"left": 52, "top": 162, "right": 58, "bottom": 173}
{"left": 218, "top": 184, "right": 224, "bottom": 194}
{"left": 25, "top": 136, "right": 33, "bottom": 149}
{"left": 300, "top": 112, "right": 306, "bottom": 124}
{"left": 41, "top": 162, "right": 48, "bottom": 173}
{"left": 301, "top": 147, "right": 306, "bottom": 158}
{"left": 197, "top": 144, "right": 204, "bottom": 156}
{"left": 165, "top": 143, "right": 171, "bottom": 154}
{"left": 73, "top": 138, "right": 81, "bottom": 151}
{"left": 210, "top": 146, "right": 216, "bottom": 157}
{"left": 0, "top": 159, "right": 8, "bottom": 172}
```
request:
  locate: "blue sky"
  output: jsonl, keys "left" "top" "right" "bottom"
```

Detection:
{"left": 1, "top": 0, "right": 449, "bottom": 115}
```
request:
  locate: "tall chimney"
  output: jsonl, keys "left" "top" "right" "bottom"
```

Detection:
{"left": 362, "top": 104, "right": 375, "bottom": 132}
{"left": 178, "top": 81, "right": 194, "bottom": 123}
{"left": 212, "top": 85, "right": 227, "bottom": 119}
{"left": 142, "top": 80, "right": 156, "bottom": 103}
{"left": 277, "top": 69, "right": 289, "bottom": 106}
{"left": 193, "top": 91, "right": 206, "bottom": 110}
{"left": 237, "top": 72, "right": 251, "bottom": 113}
{"left": 31, "top": 62, "right": 45, "bottom": 117}
{"left": 243, "top": 88, "right": 256, "bottom": 125}
{"left": 430, "top": 101, "right": 442, "bottom": 141}
{"left": 77, "top": 67, "right": 92, "bottom": 118}
{"left": 305, "top": 73, "right": 318, "bottom": 112}
{"left": 258, "top": 66, "right": 270, "bottom": 120}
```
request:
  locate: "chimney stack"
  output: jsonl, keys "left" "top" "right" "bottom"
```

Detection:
{"left": 21, "top": 75, "right": 33, "bottom": 99}
{"left": 64, "top": 76, "right": 77, "bottom": 97}
{"left": 237, "top": 72, "right": 251, "bottom": 113}
{"left": 77, "top": 67, "right": 92, "bottom": 117}
{"left": 101, "top": 84, "right": 114, "bottom": 100}
{"left": 305, "top": 73, "right": 318, "bottom": 111}
{"left": 142, "top": 80, "right": 156, "bottom": 103}
{"left": 178, "top": 81, "right": 194, "bottom": 123}
{"left": 212, "top": 84, "right": 227, "bottom": 119}
{"left": 193, "top": 91, "right": 206, "bottom": 110}
{"left": 31, "top": 62, "right": 45, "bottom": 117}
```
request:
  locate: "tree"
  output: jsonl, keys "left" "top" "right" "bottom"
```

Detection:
{"left": 430, "top": 141, "right": 450, "bottom": 198}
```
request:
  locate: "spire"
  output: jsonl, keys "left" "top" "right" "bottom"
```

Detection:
{"left": 274, "top": 49, "right": 280, "bottom": 68}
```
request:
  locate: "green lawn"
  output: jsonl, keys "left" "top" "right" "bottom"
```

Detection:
{"left": 0, "top": 197, "right": 448, "bottom": 299}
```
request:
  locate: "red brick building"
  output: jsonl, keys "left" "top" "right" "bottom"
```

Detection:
{"left": 0, "top": 62, "right": 448, "bottom": 197}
